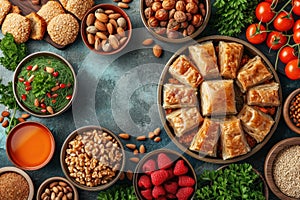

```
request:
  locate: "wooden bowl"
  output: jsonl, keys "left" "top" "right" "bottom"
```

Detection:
{"left": 264, "top": 137, "right": 300, "bottom": 200}
{"left": 81, "top": 4, "right": 132, "bottom": 55}
{"left": 133, "top": 148, "right": 197, "bottom": 200}
{"left": 157, "top": 35, "right": 282, "bottom": 164}
{"left": 60, "top": 126, "right": 125, "bottom": 191}
{"left": 36, "top": 176, "right": 79, "bottom": 200}
{"left": 283, "top": 88, "right": 300, "bottom": 134}
{"left": 140, "top": 0, "right": 211, "bottom": 43}
{"left": 0, "top": 166, "right": 34, "bottom": 200}
{"left": 6, "top": 121, "right": 55, "bottom": 170}
{"left": 13, "top": 51, "right": 77, "bottom": 118}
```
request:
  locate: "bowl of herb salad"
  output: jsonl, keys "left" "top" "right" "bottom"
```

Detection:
{"left": 13, "top": 51, "right": 77, "bottom": 117}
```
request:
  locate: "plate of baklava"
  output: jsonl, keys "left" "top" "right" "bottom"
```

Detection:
{"left": 158, "top": 35, "right": 282, "bottom": 164}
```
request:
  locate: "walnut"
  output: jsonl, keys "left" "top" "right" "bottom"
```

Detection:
{"left": 174, "top": 10, "right": 187, "bottom": 23}
{"left": 148, "top": 16, "right": 159, "bottom": 27}
{"left": 169, "top": 8, "right": 176, "bottom": 19}
{"left": 162, "top": 0, "right": 176, "bottom": 10}
{"left": 160, "top": 20, "right": 168, "bottom": 27}
{"left": 192, "top": 14, "right": 203, "bottom": 27}
{"left": 176, "top": 1, "right": 186, "bottom": 12}
{"left": 144, "top": 7, "right": 154, "bottom": 19}
{"left": 155, "top": 9, "right": 169, "bottom": 21}
{"left": 186, "top": 2, "right": 198, "bottom": 14}
{"left": 167, "top": 18, "right": 180, "bottom": 31}
{"left": 152, "top": 2, "right": 162, "bottom": 12}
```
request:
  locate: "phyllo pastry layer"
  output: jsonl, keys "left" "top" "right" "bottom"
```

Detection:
{"left": 247, "top": 82, "right": 280, "bottom": 107}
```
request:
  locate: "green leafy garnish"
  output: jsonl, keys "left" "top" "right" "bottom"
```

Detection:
{"left": 195, "top": 163, "right": 265, "bottom": 200}
{"left": 213, "top": 0, "right": 259, "bottom": 36}
{"left": 32, "top": 72, "right": 56, "bottom": 98}
{"left": 0, "top": 33, "right": 27, "bottom": 71}
{"left": 97, "top": 185, "right": 137, "bottom": 200}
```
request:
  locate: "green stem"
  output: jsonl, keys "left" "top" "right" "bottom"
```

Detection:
{"left": 266, "top": 0, "right": 292, "bottom": 30}
{"left": 6, "top": 104, "right": 17, "bottom": 134}
{"left": 275, "top": 36, "right": 292, "bottom": 70}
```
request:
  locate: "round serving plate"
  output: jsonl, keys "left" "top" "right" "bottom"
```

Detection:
{"left": 157, "top": 35, "right": 282, "bottom": 164}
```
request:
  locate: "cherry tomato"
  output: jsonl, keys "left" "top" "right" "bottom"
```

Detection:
{"left": 293, "top": 29, "right": 300, "bottom": 43}
{"left": 279, "top": 46, "right": 297, "bottom": 64}
{"left": 273, "top": 11, "right": 294, "bottom": 32}
{"left": 40, "top": 103, "right": 46, "bottom": 109}
{"left": 21, "top": 94, "right": 27, "bottom": 101}
{"left": 256, "top": 2, "right": 275, "bottom": 23}
{"left": 266, "top": 31, "right": 287, "bottom": 50}
{"left": 246, "top": 24, "right": 267, "bottom": 44}
{"left": 293, "top": 0, "right": 300, "bottom": 16}
{"left": 59, "top": 83, "right": 66, "bottom": 88}
{"left": 26, "top": 65, "right": 32, "bottom": 70}
{"left": 285, "top": 59, "right": 300, "bottom": 80}
{"left": 52, "top": 71, "right": 59, "bottom": 77}
{"left": 24, "top": 81, "right": 31, "bottom": 86}
{"left": 293, "top": 19, "right": 300, "bottom": 32}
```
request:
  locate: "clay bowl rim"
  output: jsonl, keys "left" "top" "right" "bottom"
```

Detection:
{"left": 133, "top": 148, "right": 197, "bottom": 200}
{"left": 157, "top": 35, "right": 282, "bottom": 164}
{"left": 60, "top": 125, "right": 126, "bottom": 191}
{"left": 283, "top": 88, "right": 300, "bottom": 134}
{"left": 0, "top": 166, "right": 34, "bottom": 200}
{"left": 36, "top": 176, "right": 79, "bottom": 200}
{"left": 264, "top": 137, "right": 300, "bottom": 200}
{"left": 139, "top": 0, "right": 211, "bottom": 43}
{"left": 81, "top": 3, "right": 132, "bottom": 55}
{"left": 6, "top": 121, "right": 55, "bottom": 170}
{"left": 12, "top": 51, "right": 77, "bottom": 118}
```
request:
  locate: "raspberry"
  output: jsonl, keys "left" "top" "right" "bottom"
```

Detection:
{"left": 142, "top": 159, "right": 157, "bottom": 175}
{"left": 152, "top": 185, "right": 166, "bottom": 199}
{"left": 157, "top": 153, "right": 173, "bottom": 169}
{"left": 176, "top": 187, "right": 194, "bottom": 200}
{"left": 178, "top": 175, "right": 196, "bottom": 187}
{"left": 173, "top": 159, "right": 189, "bottom": 176}
{"left": 166, "top": 193, "right": 177, "bottom": 199}
{"left": 138, "top": 175, "right": 152, "bottom": 189}
{"left": 151, "top": 169, "right": 169, "bottom": 186}
{"left": 164, "top": 181, "right": 178, "bottom": 194}
{"left": 141, "top": 188, "right": 153, "bottom": 200}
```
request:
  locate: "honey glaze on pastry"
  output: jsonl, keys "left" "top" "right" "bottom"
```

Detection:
{"left": 247, "top": 82, "right": 280, "bottom": 107}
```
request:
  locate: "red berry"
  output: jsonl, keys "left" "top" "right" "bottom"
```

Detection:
{"left": 24, "top": 81, "right": 31, "bottom": 86}
{"left": 25, "top": 86, "right": 32, "bottom": 91}
{"left": 40, "top": 103, "right": 46, "bottom": 109}
{"left": 176, "top": 187, "right": 194, "bottom": 200}
{"left": 173, "top": 160, "right": 189, "bottom": 176}
{"left": 60, "top": 83, "right": 66, "bottom": 88}
{"left": 26, "top": 65, "right": 32, "bottom": 70}
{"left": 141, "top": 189, "right": 153, "bottom": 200}
{"left": 66, "top": 95, "right": 72, "bottom": 100}
{"left": 142, "top": 159, "right": 157, "bottom": 175}
{"left": 152, "top": 185, "right": 166, "bottom": 199}
{"left": 164, "top": 181, "right": 178, "bottom": 194}
{"left": 21, "top": 94, "right": 27, "bottom": 101}
{"left": 157, "top": 153, "right": 173, "bottom": 169}
{"left": 151, "top": 169, "right": 169, "bottom": 186}
{"left": 47, "top": 93, "right": 51, "bottom": 98}
{"left": 138, "top": 175, "right": 152, "bottom": 189}
{"left": 178, "top": 175, "right": 196, "bottom": 187}
{"left": 18, "top": 77, "right": 24, "bottom": 82}
{"left": 52, "top": 71, "right": 59, "bottom": 77}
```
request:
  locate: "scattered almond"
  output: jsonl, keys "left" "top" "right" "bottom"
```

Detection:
{"left": 2, "top": 120, "right": 9, "bottom": 128}
{"left": 21, "top": 113, "right": 30, "bottom": 119}
{"left": 154, "top": 137, "right": 161, "bottom": 142}
{"left": 137, "top": 135, "right": 147, "bottom": 141}
{"left": 126, "top": 170, "right": 133, "bottom": 181}
{"left": 122, "top": 0, "right": 132, "bottom": 3}
{"left": 153, "top": 127, "right": 161, "bottom": 136}
{"left": 126, "top": 143, "right": 136, "bottom": 150}
{"left": 119, "top": 133, "right": 130, "bottom": 139}
{"left": 18, "top": 118, "right": 25, "bottom": 123}
{"left": 148, "top": 131, "right": 155, "bottom": 139}
{"left": 118, "top": 2, "right": 129, "bottom": 8}
{"left": 0, "top": 116, "right": 3, "bottom": 123}
{"left": 119, "top": 172, "right": 125, "bottom": 180}
{"left": 129, "top": 157, "right": 140, "bottom": 163}
{"left": 139, "top": 144, "right": 146, "bottom": 154}
{"left": 142, "top": 38, "right": 154, "bottom": 46}
{"left": 133, "top": 149, "right": 139, "bottom": 155}
{"left": 1, "top": 111, "right": 10, "bottom": 117}
{"left": 153, "top": 44, "right": 162, "bottom": 57}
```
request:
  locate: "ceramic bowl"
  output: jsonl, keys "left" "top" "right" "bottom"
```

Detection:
{"left": 36, "top": 176, "right": 79, "bottom": 200}
{"left": 60, "top": 126, "right": 125, "bottom": 191}
{"left": 6, "top": 121, "right": 55, "bottom": 170}
{"left": 264, "top": 137, "right": 300, "bottom": 200}
{"left": 140, "top": 0, "right": 211, "bottom": 43}
{"left": 0, "top": 166, "right": 34, "bottom": 200}
{"left": 13, "top": 51, "right": 77, "bottom": 118}
{"left": 283, "top": 88, "right": 300, "bottom": 134}
{"left": 133, "top": 149, "right": 197, "bottom": 200}
{"left": 81, "top": 4, "right": 132, "bottom": 55}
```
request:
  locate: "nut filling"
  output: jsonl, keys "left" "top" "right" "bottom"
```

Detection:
{"left": 65, "top": 129, "right": 123, "bottom": 187}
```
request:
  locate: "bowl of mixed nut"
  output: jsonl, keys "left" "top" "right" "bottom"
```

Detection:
{"left": 140, "top": 0, "right": 211, "bottom": 43}
{"left": 283, "top": 88, "right": 300, "bottom": 134}
{"left": 81, "top": 4, "right": 132, "bottom": 55}
{"left": 60, "top": 126, "right": 125, "bottom": 191}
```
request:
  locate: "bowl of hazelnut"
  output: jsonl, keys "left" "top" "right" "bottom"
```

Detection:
{"left": 60, "top": 126, "right": 125, "bottom": 191}
{"left": 140, "top": 0, "right": 211, "bottom": 43}
{"left": 81, "top": 4, "right": 132, "bottom": 55}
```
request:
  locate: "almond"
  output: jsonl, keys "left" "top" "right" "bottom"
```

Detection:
{"left": 0, "top": 116, "right": 3, "bottom": 123}
{"left": 96, "top": 31, "right": 108, "bottom": 40}
{"left": 86, "top": 13, "right": 95, "bottom": 26}
{"left": 18, "top": 118, "right": 25, "bottom": 123}
{"left": 122, "top": 0, "right": 132, "bottom": 3}
{"left": 126, "top": 170, "right": 133, "bottom": 181}
{"left": 148, "top": 131, "right": 155, "bottom": 139}
{"left": 104, "top": 9, "right": 115, "bottom": 14}
{"left": 126, "top": 143, "right": 136, "bottom": 150}
{"left": 119, "top": 37, "right": 128, "bottom": 45}
{"left": 109, "top": 19, "right": 118, "bottom": 29}
{"left": 154, "top": 136, "right": 161, "bottom": 142}
{"left": 119, "top": 172, "right": 125, "bottom": 180}
{"left": 107, "top": 23, "right": 114, "bottom": 35}
{"left": 2, "top": 120, "right": 9, "bottom": 128}
{"left": 142, "top": 38, "right": 154, "bottom": 46}
{"left": 117, "top": 27, "right": 125, "bottom": 37}
{"left": 136, "top": 135, "right": 147, "bottom": 141}
{"left": 118, "top": 2, "right": 129, "bottom": 8}
{"left": 130, "top": 157, "right": 140, "bottom": 163}
{"left": 47, "top": 106, "right": 54, "bottom": 114}
{"left": 94, "top": 38, "right": 101, "bottom": 51}
{"left": 139, "top": 144, "right": 146, "bottom": 153}
{"left": 87, "top": 33, "right": 95, "bottom": 45}
{"left": 153, "top": 127, "right": 161, "bottom": 136}
{"left": 95, "top": 13, "right": 108, "bottom": 23}
{"left": 119, "top": 133, "right": 130, "bottom": 139}
{"left": 1, "top": 111, "right": 10, "bottom": 117}
{"left": 133, "top": 149, "right": 139, "bottom": 155}
{"left": 94, "top": 20, "right": 107, "bottom": 31}
{"left": 108, "top": 35, "right": 120, "bottom": 49}
{"left": 45, "top": 66, "right": 54, "bottom": 73}
{"left": 153, "top": 44, "right": 162, "bottom": 57}
{"left": 21, "top": 113, "right": 30, "bottom": 119}
{"left": 34, "top": 98, "right": 39, "bottom": 107}
{"left": 108, "top": 13, "right": 121, "bottom": 19}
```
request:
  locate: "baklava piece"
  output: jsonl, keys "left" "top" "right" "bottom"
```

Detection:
{"left": 247, "top": 82, "right": 280, "bottom": 107}
{"left": 168, "top": 55, "right": 203, "bottom": 88}
{"left": 238, "top": 105, "right": 274, "bottom": 143}
{"left": 200, "top": 80, "right": 237, "bottom": 116}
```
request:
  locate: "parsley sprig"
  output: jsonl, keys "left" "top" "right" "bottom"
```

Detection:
{"left": 97, "top": 185, "right": 137, "bottom": 200}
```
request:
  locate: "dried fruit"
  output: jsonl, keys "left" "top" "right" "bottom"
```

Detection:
{"left": 153, "top": 44, "right": 162, "bottom": 57}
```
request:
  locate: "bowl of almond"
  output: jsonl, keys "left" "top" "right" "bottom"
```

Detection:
{"left": 81, "top": 4, "right": 132, "bottom": 55}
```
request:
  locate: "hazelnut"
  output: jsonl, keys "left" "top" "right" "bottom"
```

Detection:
{"left": 162, "top": 0, "right": 176, "bottom": 10}
{"left": 144, "top": 7, "right": 154, "bottom": 19}
{"left": 175, "top": 1, "right": 186, "bottom": 11}
{"left": 152, "top": 2, "right": 162, "bottom": 12}
{"left": 155, "top": 9, "right": 169, "bottom": 21}
{"left": 192, "top": 14, "right": 203, "bottom": 27}
{"left": 148, "top": 16, "right": 159, "bottom": 27}
{"left": 187, "top": 24, "right": 195, "bottom": 35}
{"left": 186, "top": 2, "right": 198, "bottom": 14}
{"left": 167, "top": 18, "right": 180, "bottom": 31}
{"left": 174, "top": 10, "right": 187, "bottom": 22}
{"left": 145, "top": 0, "right": 153, "bottom": 7}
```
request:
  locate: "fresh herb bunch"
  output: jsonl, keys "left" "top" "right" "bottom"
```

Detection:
{"left": 97, "top": 185, "right": 137, "bottom": 200}
{"left": 32, "top": 72, "right": 56, "bottom": 98}
{"left": 195, "top": 163, "right": 265, "bottom": 200}
{"left": 0, "top": 33, "right": 27, "bottom": 71}
{"left": 213, "top": 0, "right": 259, "bottom": 37}
{"left": 0, "top": 80, "right": 19, "bottom": 110}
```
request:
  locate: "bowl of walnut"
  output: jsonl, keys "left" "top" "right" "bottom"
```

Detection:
{"left": 140, "top": 0, "right": 211, "bottom": 43}
{"left": 60, "top": 126, "right": 125, "bottom": 191}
